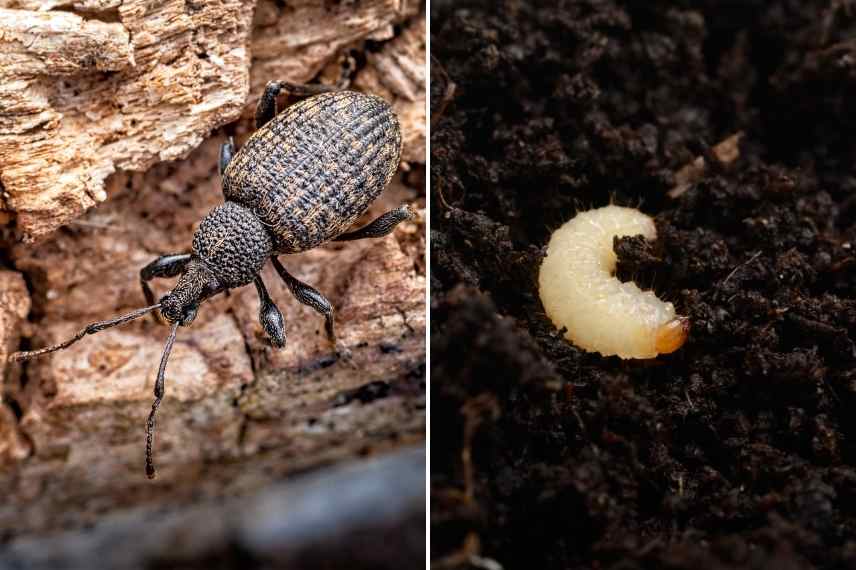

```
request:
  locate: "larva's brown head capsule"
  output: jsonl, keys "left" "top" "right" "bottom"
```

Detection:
{"left": 654, "top": 316, "right": 691, "bottom": 355}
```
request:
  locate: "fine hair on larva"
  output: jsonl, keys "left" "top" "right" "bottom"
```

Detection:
{"left": 538, "top": 204, "right": 689, "bottom": 359}
{"left": 560, "top": 194, "right": 645, "bottom": 226}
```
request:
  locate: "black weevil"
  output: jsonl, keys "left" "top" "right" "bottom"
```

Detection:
{"left": 9, "top": 81, "right": 413, "bottom": 479}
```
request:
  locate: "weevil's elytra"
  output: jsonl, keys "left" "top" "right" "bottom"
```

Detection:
{"left": 224, "top": 91, "right": 402, "bottom": 253}
{"left": 8, "top": 81, "right": 415, "bottom": 480}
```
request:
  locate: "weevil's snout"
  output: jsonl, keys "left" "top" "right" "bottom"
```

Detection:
{"left": 159, "top": 294, "right": 195, "bottom": 325}
{"left": 160, "top": 261, "right": 221, "bottom": 325}
{"left": 160, "top": 293, "right": 202, "bottom": 325}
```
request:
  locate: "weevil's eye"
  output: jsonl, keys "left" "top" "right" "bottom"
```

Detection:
{"left": 200, "top": 280, "right": 222, "bottom": 300}
{"left": 180, "top": 304, "right": 199, "bottom": 325}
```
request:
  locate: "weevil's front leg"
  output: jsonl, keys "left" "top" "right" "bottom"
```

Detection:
{"left": 334, "top": 205, "right": 414, "bottom": 242}
{"left": 219, "top": 136, "right": 235, "bottom": 177}
{"left": 254, "top": 275, "right": 286, "bottom": 348}
{"left": 255, "top": 81, "right": 339, "bottom": 129}
{"left": 270, "top": 257, "right": 338, "bottom": 349}
{"left": 140, "top": 254, "right": 192, "bottom": 306}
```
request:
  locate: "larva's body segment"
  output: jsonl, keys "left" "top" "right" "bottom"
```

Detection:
{"left": 538, "top": 205, "right": 689, "bottom": 359}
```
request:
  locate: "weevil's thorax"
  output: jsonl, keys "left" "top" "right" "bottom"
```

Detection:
{"left": 192, "top": 202, "right": 273, "bottom": 288}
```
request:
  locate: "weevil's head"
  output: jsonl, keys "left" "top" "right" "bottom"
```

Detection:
{"left": 159, "top": 260, "right": 221, "bottom": 325}
{"left": 161, "top": 202, "right": 273, "bottom": 324}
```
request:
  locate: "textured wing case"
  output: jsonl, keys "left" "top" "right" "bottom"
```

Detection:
{"left": 222, "top": 90, "right": 402, "bottom": 253}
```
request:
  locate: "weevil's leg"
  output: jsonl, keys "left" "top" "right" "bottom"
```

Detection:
{"left": 219, "top": 136, "right": 235, "bottom": 177}
{"left": 145, "top": 321, "right": 179, "bottom": 479}
{"left": 254, "top": 275, "right": 286, "bottom": 348}
{"left": 270, "top": 257, "right": 337, "bottom": 347}
{"left": 334, "top": 205, "right": 415, "bottom": 242}
{"left": 255, "top": 80, "right": 339, "bottom": 129}
{"left": 8, "top": 304, "right": 161, "bottom": 362}
{"left": 140, "top": 254, "right": 191, "bottom": 322}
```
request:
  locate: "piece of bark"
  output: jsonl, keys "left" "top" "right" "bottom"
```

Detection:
{"left": 353, "top": 14, "right": 426, "bottom": 164}
{"left": 249, "top": 0, "right": 418, "bottom": 95}
{"left": 2, "top": 135, "right": 425, "bottom": 536}
{"left": 0, "top": 405, "right": 30, "bottom": 463}
{"left": 248, "top": 0, "right": 423, "bottom": 163}
{"left": 0, "top": 8, "right": 133, "bottom": 75}
{"left": 0, "top": 0, "right": 255, "bottom": 243}
{"left": 0, "top": 0, "right": 421, "bottom": 243}
{"left": 0, "top": 269, "right": 29, "bottom": 371}
{"left": 668, "top": 132, "right": 744, "bottom": 198}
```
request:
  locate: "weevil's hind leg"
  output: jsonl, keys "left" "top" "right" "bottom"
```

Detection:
{"left": 334, "top": 205, "right": 415, "bottom": 242}
{"left": 219, "top": 136, "right": 235, "bottom": 177}
{"left": 270, "top": 257, "right": 347, "bottom": 357}
{"left": 254, "top": 275, "right": 286, "bottom": 348}
{"left": 255, "top": 81, "right": 339, "bottom": 129}
{"left": 140, "top": 254, "right": 191, "bottom": 323}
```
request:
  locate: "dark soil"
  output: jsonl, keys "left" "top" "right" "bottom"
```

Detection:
{"left": 430, "top": 2, "right": 856, "bottom": 568}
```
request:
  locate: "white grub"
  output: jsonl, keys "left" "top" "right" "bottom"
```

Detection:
{"left": 538, "top": 205, "right": 689, "bottom": 359}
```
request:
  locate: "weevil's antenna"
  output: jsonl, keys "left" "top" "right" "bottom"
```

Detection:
{"left": 145, "top": 320, "right": 179, "bottom": 479}
{"left": 7, "top": 304, "right": 162, "bottom": 362}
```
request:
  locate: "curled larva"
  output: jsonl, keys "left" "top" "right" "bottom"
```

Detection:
{"left": 538, "top": 205, "right": 689, "bottom": 359}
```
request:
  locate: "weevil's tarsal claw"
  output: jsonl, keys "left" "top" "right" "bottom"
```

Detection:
{"left": 253, "top": 275, "right": 286, "bottom": 349}
{"left": 7, "top": 304, "right": 161, "bottom": 363}
{"left": 655, "top": 316, "right": 691, "bottom": 355}
{"left": 333, "top": 204, "right": 415, "bottom": 242}
{"left": 261, "top": 303, "right": 286, "bottom": 348}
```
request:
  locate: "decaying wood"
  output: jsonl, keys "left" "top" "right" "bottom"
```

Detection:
{"left": 1, "top": 134, "right": 425, "bottom": 536}
{"left": 0, "top": 1, "right": 425, "bottom": 541}
{"left": 0, "top": 0, "right": 423, "bottom": 242}
{"left": 250, "top": 0, "right": 418, "bottom": 96}
{"left": 0, "top": 269, "right": 29, "bottom": 372}
{"left": 668, "top": 132, "right": 744, "bottom": 198}
{"left": 0, "top": 8, "right": 133, "bottom": 75}
{"left": 0, "top": 269, "right": 31, "bottom": 463}
{"left": 0, "top": 0, "right": 255, "bottom": 242}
